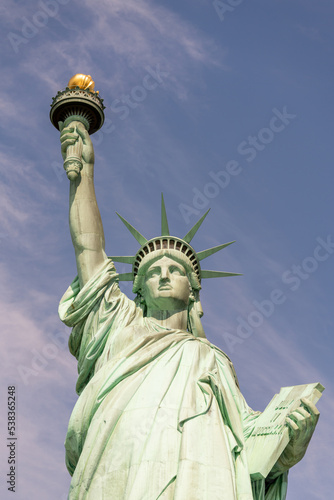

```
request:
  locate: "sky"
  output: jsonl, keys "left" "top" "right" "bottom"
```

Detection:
{"left": 0, "top": 0, "right": 333, "bottom": 498}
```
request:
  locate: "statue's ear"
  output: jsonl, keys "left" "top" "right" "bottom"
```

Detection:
{"left": 194, "top": 290, "right": 203, "bottom": 318}
{"left": 188, "top": 288, "right": 195, "bottom": 304}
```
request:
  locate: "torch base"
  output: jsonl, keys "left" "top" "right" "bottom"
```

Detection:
{"left": 50, "top": 87, "right": 105, "bottom": 135}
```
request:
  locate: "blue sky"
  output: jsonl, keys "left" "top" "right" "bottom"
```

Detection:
{"left": 0, "top": 0, "right": 333, "bottom": 498}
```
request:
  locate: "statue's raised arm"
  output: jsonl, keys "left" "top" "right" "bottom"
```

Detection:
{"left": 60, "top": 122, "right": 107, "bottom": 286}
{"left": 50, "top": 74, "right": 107, "bottom": 287}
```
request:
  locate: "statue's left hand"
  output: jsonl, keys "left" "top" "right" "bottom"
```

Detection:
{"left": 283, "top": 398, "right": 320, "bottom": 468}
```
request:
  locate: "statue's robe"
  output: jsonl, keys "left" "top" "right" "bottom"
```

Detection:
{"left": 59, "top": 259, "right": 288, "bottom": 500}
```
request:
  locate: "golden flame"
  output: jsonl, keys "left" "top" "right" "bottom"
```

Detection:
{"left": 68, "top": 74, "right": 98, "bottom": 93}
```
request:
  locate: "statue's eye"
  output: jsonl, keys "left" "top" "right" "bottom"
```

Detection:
{"left": 170, "top": 266, "right": 185, "bottom": 276}
{"left": 147, "top": 268, "right": 160, "bottom": 278}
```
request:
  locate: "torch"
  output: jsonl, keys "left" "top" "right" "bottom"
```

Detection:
{"left": 50, "top": 74, "right": 105, "bottom": 180}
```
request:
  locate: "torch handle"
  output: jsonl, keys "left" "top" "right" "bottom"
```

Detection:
{"left": 61, "top": 120, "right": 87, "bottom": 181}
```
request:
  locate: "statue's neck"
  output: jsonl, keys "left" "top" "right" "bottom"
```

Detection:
{"left": 146, "top": 309, "right": 188, "bottom": 331}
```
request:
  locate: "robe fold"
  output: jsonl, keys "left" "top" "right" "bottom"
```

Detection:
{"left": 59, "top": 259, "right": 287, "bottom": 500}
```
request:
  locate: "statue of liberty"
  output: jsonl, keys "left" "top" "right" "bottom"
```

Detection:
{"left": 55, "top": 76, "right": 321, "bottom": 500}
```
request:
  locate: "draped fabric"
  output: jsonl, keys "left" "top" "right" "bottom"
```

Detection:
{"left": 59, "top": 259, "right": 287, "bottom": 500}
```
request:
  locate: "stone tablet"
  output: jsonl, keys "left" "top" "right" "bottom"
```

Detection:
{"left": 246, "top": 382, "right": 324, "bottom": 480}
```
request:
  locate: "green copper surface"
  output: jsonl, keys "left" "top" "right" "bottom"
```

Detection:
{"left": 197, "top": 241, "right": 235, "bottom": 261}
{"left": 183, "top": 209, "right": 210, "bottom": 243}
{"left": 160, "top": 193, "right": 170, "bottom": 236}
{"left": 116, "top": 212, "right": 148, "bottom": 246}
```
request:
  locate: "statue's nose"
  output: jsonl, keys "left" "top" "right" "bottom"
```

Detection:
{"left": 160, "top": 268, "right": 170, "bottom": 281}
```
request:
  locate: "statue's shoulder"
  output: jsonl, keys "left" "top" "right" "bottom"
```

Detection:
{"left": 209, "top": 342, "right": 233, "bottom": 363}
{"left": 209, "top": 343, "right": 240, "bottom": 389}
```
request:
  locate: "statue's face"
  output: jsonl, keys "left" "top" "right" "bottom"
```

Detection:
{"left": 142, "top": 256, "right": 191, "bottom": 311}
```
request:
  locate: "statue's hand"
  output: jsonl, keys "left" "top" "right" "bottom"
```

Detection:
{"left": 282, "top": 398, "right": 320, "bottom": 468}
{"left": 60, "top": 121, "right": 94, "bottom": 166}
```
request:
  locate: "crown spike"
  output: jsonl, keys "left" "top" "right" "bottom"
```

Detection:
{"left": 116, "top": 213, "right": 148, "bottom": 246}
{"left": 197, "top": 241, "right": 236, "bottom": 261}
{"left": 118, "top": 273, "right": 135, "bottom": 281}
{"left": 183, "top": 209, "right": 210, "bottom": 244}
{"left": 161, "top": 193, "right": 170, "bottom": 236}
{"left": 111, "top": 256, "right": 135, "bottom": 264}
{"left": 201, "top": 270, "right": 242, "bottom": 279}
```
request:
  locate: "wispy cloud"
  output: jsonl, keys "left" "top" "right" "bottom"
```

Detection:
{"left": 5, "top": 0, "right": 226, "bottom": 98}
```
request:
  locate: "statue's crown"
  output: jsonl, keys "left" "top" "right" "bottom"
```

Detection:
{"left": 112, "top": 194, "right": 241, "bottom": 283}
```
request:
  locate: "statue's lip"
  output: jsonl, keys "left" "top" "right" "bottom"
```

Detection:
{"left": 158, "top": 285, "right": 172, "bottom": 290}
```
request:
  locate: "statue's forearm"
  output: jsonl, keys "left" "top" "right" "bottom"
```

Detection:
{"left": 69, "top": 163, "right": 106, "bottom": 286}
